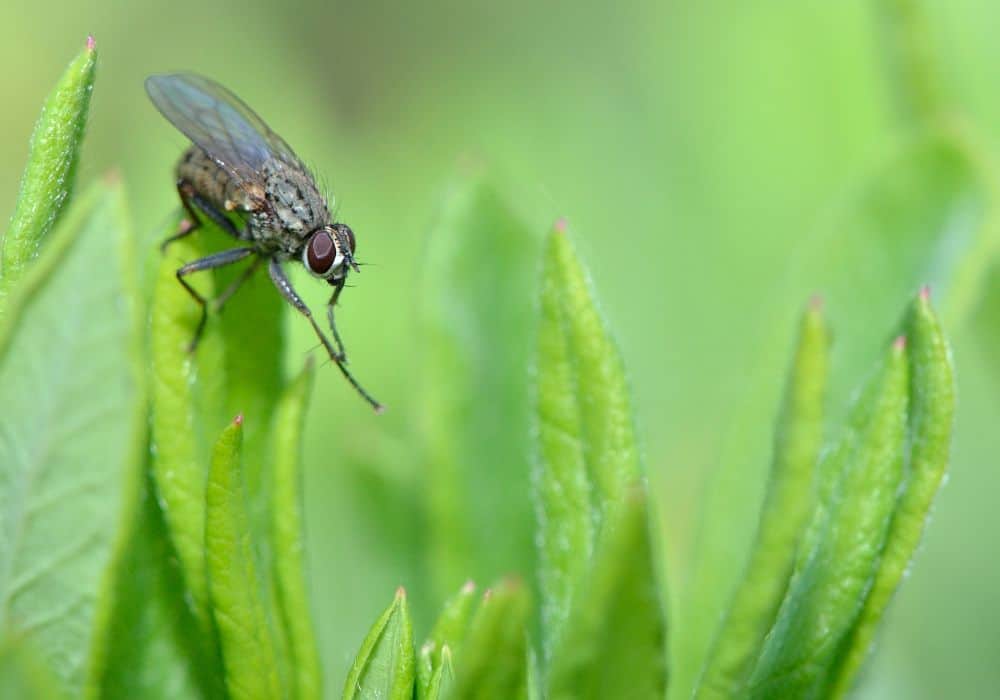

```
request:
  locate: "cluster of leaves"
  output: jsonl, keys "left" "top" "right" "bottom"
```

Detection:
{"left": 0, "top": 29, "right": 961, "bottom": 700}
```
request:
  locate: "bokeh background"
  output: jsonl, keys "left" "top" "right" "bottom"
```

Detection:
{"left": 2, "top": 1, "right": 998, "bottom": 698}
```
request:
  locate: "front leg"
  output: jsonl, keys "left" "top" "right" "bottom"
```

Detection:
{"left": 326, "top": 278, "right": 348, "bottom": 364}
{"left": 267, "top": 258, "right": 382, "bottom": 412}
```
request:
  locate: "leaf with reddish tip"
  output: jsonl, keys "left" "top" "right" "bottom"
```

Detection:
{"left": 1, "top": 37, "right": 96, "bottom": 290}
{"left": 830, "top": 290, "right": 956, "bottom": 695}
{"left": 747, "top": 338, "right": 910, "bottom": 697}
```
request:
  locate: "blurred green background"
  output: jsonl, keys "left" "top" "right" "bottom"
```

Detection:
{"left": 2, "top": 1, "right": 997, "bottom": 697}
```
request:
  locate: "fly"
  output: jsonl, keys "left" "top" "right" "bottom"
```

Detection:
{"left": 145, "top": 73, "right": 382, "bottom": 412}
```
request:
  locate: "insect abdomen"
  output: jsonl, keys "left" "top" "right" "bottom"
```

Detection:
{"left": 176, "top": 147, "right": 246, "bottom": 212}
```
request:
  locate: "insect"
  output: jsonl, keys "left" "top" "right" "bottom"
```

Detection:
{"left": 145, "top": 73, "right": 382, "bottom": 412}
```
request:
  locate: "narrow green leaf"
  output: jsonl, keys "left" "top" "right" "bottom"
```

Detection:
{"left": 747, "top": 338, "right": 910, "bottom": 697}
{"left": 830, "top": 289, "right": 956, "bottom": 695}
{"left": 695, "top": 300, "right": 829, "bottom": 699}
{"left": 206, "top": 416, "right": 282, "bottom": 700}
{"left": 1, "top": 36, "right": 96, "bottom": 286}
{"left": 270, "top": 360, "right": 321, "bottom": 700}
{"left": 547, "top": 488, "right": 667, "bottom": 700}
{"left": 418, "top": 177, "right": 541, "bottom": 597}
{"left": 674, "top": 129, "right": 990, "bottom": 700}
{"left": 0, "top": 182, "right": 141, "bottom": 695}
{"left": 342, "top": 587, "right": 415, "bottom": 700}
{"left": 428, "top": 580, "right": 477, "bottom": 658}
{"left": 149, "top": 228, "right": 227, "bottom": 630}
{"left": 447, "top": 579, "right": 530, "bottom": 700}
{"left": 535, "top": 223, "right": 642, "bottom": 654}
{"left": 418, "top": 580, "right": 477, "bottom": 699}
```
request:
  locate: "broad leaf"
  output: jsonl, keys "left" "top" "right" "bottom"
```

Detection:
{"left": 0, "top": 182, "right": 142, "bottom": 694}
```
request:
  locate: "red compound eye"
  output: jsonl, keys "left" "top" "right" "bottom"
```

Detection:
{"left": 306, "top": 229, "right": 337, "bottom": 274}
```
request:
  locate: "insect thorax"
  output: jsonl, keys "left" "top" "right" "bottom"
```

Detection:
{"left": 176, "top": 147, "right": 331, "bottom": 256}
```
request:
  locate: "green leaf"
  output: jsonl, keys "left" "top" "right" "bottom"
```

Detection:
{"left": 694, "top": 300, "right": 829, "bottom": 699}
{"left": 830, "top": 289, "right": 956, "bottom": 695}
{"left": 0, "top": 641, "right": 63, "bottom": 700}
{"left": 417, "top": 176, "right": 541, "bottom": 597}
{"left": 547, "top": 489, "right": 667, "bottom": 700}
{"left": 424, "top": 646, "right": 454, "bottom": 700}
{"left": 342, "top": 587, "right": 415, "bottom": 700}
{"left": 418, "top": 580, "right": 477, "bottom": 699}
{"left": 673, "top": 127, "right": 992, "bottom": 700}
{"left": 205, "top": 416, "right": 282, "bottom": 700}
{"left": 447, "top": 578, "right": 530, "bottom": 700}
{"left": 87, "top": 471, "right": 222, "bottom": 700}
{"left": 0, "top": 181, "right": 142, "bottom": 695}
{"left": 1, "top": 37, "right": 96, "bottom": 288}
{"left": 747, "top": 337, "right": 910, "bottom": 698}
{"left": 534, "top": 224, "right": 643, "bottom": 654}
{"left": 149, "top": 228, "right": 228, "bottom": 630}
{"left": 270, "top": 360, "right": 321, "bottom": 700}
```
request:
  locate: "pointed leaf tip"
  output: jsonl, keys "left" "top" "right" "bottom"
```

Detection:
{"left": 893, "top": 335, "right": 907, "bottom": 351}
{"left": 920, "top": 284, "right": 932, "bottom": 301}
{"left": 86, "top": 35, "right": 96, "bottom": 51}
{"left": 233, "top": 413, "right": 244, "bottom": 426}
{"left": 554, "top": 217, "right": 568, "bottom": 233}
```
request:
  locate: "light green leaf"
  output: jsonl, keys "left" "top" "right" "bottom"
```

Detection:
{"left": 342, "top": 587, "right": 415, "bottom": 700}
{"left": 1, "top": 37, "right": 96, "bottom": 288}
{"left": 534, "top": 224, "right": 644, "bottom": 655}
{"left": 447, "top": 578, "right": 530, "bottom": 700}
{"left": 0, "top": 641, "right": 63, "bottom": 700}
{"left": 674, "top": 127, "right": 992, "bottom": 700}
{"left": 270, "top": 360, "right": 321, "bottom": 700}
{"left": 418, "top": 176, "right": 541, "bottom": 598}
{"left": 830, "top": 290, "right": 956, "bottom": 695}
{"left": 747, "top": 338, "right": 910, "bottom": 697}
{"left": 0, "top": 181, "right": 141, "bottom": 695}
{"left": 695, "top": 300, "right": 829, "bottom": 699}
{"left": 206, "top": 416, "right": 282, "bottom": 700}
{"left": 547, "top": 488, "right": 667, "bottom": 700}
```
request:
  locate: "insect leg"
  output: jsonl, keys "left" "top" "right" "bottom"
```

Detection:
{"left": 176, "top": 247, "right": 256, "bottom": 351}
{"left": 163, "top": 180, "right": 248, "bottom": 251}
{"left": 326, "top": 278, "right": 348, "bottom": 363}
{"left": 268, "top": 258, "right": 383, "bottom": 412}
{"left": 160, "top": 181, "right": 204, "bottom": 250}
{"left": 214, "top": 254, "right": 264, "bottom": 313}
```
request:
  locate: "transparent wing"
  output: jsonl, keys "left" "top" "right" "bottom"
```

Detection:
{"left": 145, "top": 73, "right": 307, "bottom": 184}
